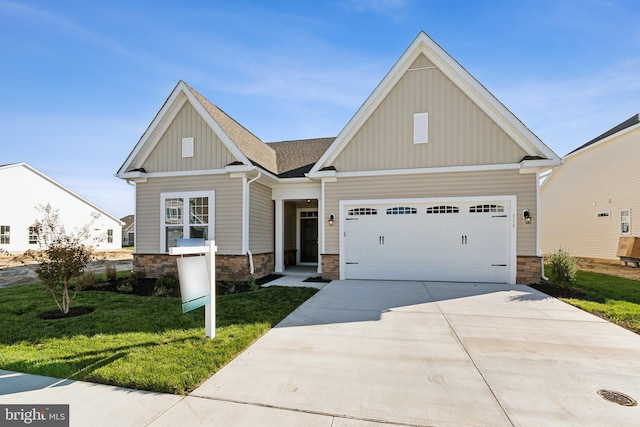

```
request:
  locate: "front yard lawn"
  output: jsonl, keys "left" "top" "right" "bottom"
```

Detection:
{"left": 537, "top": 269, "right": 640, "bottom": 333}
{"left": 0, "top": 283, "right": 317, "bottom": 394}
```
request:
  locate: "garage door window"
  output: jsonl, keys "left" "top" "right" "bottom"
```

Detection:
{"left": 348, "top": 208, "right": 377, "bottom": 216}
{"left": 470, "top": 204, "right": 504, "bottom": 213}
{"left": 386, "top": 207, "right": 417, "bottom": 215}
{"left": 426, "top": 205, "right": 459, "bottom": 214}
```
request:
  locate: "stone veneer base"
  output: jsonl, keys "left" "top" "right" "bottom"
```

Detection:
{"left": 134, "top": 253, "right": 274, "bottom": 282}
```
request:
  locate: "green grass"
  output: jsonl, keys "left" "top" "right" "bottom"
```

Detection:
{"left": 0, "top": 283, "right": 317, "bottom": 394}
{"left": 546, "top": 268, "right": 640, "bottom": 332}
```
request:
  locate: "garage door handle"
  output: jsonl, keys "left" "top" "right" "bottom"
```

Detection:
{"left": 492, "top": 264, "right": 507, "bottom": 267}
{"left": 346, "top": 262, "right": 359, "bottom": 265}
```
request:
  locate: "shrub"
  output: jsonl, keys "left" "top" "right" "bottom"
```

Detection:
{"left": 117, "top": 281, "right": 133, "bottom": 293}
{"left": 248, "top": 276, "right": 259, "bottom": 291}
{"left": 548, "top": 248, "right": 577, "bottom": 289}
{"left": 76, "top": 271, "right": 96, "bottom": 288}
{"left": 105, "top": 263, "right": 117, "bottom": 281}
{"left": 153, "top": 272, "right": 177, "bottom": 297}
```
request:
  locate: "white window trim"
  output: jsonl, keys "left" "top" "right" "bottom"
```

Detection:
{"left": 160, "top": 190, "right": 215, "bottom": 253}
{"left": 413, "top": 112, "right": 428, "bottom": 144}
{"left": 621, "top": 208, "right": 631, "bottom": 235}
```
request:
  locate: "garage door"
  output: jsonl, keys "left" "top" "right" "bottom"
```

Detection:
{"left": 343, "top": 199, "right": 513, "bottom": 283}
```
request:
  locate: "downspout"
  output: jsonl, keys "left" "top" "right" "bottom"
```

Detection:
{"left": 245, "top": 172, "right": 261, "bottom": 275}
{"left": 537, "top": 170, "right": 549, "bottom": 281}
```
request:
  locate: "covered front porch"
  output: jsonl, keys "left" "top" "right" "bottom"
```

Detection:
{"left": 273, "top": 182, "right": 323, "bottom": 276}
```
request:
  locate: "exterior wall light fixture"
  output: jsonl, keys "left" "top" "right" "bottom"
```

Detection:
{"left": 329, "top": 213, "right": 335, "bottom": 226}
{"left": 523, "top": 209, "right": 531, "bottom": 224}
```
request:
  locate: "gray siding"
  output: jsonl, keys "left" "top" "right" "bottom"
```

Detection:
{"left": 331, "top": 54, "right": 526, "bottom": 172}
{"left": 249, "top": 182, "right": 274, "bottom": 253}
{"left": 324, "top": 169, "right": 537, "bottom": 255}
{"left": 541, "top": 127, "right": 640, "bottom": 259}
{"left": 136, "top": 175, "right": 243, "bottom": 254}
{"left": 143, "top": 101, "right": 237, "bottom": 172}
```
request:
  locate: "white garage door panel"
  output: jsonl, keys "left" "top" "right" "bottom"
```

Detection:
{"left": 343, "top": 200, "right": 512, "bottom": 283}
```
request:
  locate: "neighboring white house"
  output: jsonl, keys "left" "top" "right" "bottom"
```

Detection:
{"left": 541, "top": 114, "right": 640, "bottom": 259}
{"left": 0, "top": 163, "right": 123, "bottom": 253}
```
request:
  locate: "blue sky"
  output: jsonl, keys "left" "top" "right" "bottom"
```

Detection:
{"left": 1, "top": 0, "right": 639, "bottom": 218}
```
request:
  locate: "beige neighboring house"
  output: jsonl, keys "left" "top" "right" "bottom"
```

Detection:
{"left": 117, "top": 32, "right": 560, "bottom": 284}
{"left": 541, "top": 114, "right": 640, "bottom": 260}
{"left": 121, "top": 215, "right": 135, "bottom": 246}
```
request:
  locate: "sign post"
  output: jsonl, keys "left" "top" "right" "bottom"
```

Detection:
{"left": 169, "top": 240, "right": 217, "bottom": 338}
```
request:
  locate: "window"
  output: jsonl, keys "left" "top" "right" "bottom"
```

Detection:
{"left": 597, "top": 212, "right": 610, "bottom": 218}
{"left": 107, "top": 229, "right": 113, "bottom": 244}
{"left": 470, "top": 204, "right": 505, "bottom": 213}
{"left": 413, "top": 112, "right": 428, "bottom": 144}
{"left": 28, "top": 226, "right": 38, "bottom": 244}
{"left": 127, "top": 232, "right": 134, "bottom": 245}
{"left": 0, "top": 226, "right": 9, "bottom": 244}
{"left": 161, "top": 191, "right": 214, "bottom": 252}
{"left": 386, "top": 207, "right": 417, "bottom": 215}
{"left": 300, "top": 211, "right": 318, "bottom": 218}
{"left": 348, "top": 208, "right": 377, "bottom": 216}
{"left": 621, "top": 209, "right": 631, "bottom": 235}
{"left": 426, "top": 205, "right": 459, "bottom": 214}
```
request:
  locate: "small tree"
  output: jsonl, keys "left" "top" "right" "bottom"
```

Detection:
{"left": 32, "top": 204, "right": 100, "bottom": 315}
{"left": 548, "top": 247, "right": 577, "bottom": 290}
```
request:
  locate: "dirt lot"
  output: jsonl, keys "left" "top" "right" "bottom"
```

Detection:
{"left": 574, "top": 257, "right": 640, "bottom": 281}
{"left": 0, "top": 249, "right": 133, "bottom": 269}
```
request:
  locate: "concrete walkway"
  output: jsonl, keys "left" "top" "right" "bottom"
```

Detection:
{"left": 2, "top": 281, "right": 640, "bottom": 426}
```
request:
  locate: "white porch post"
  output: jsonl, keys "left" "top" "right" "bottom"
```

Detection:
{"left": 275, "top": 198, "right": 284, "bottom": 273}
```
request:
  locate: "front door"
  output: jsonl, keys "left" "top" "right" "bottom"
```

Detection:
{"left": 300, "top": 216, "right": 318, "bottom": 263}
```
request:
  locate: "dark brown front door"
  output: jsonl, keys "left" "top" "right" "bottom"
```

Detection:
{"left": 300, "top": 218, "right": 318, "bottom": 263}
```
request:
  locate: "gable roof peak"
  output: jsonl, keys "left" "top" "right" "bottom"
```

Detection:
{"left": 310, "top": 31, "right": 561, "bottom": 173}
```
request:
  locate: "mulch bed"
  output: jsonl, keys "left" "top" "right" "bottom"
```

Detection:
{"left": 528, "top": 282, "right": 587, "bottom": 299}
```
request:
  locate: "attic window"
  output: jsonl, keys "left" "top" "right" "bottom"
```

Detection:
{"left": 182, "top": 137, "right": 194, "bottom": 158}
{"left": 413, "top": 112, "right": 428, "bottom": 144}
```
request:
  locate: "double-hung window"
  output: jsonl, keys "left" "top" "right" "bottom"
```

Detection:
{"left": 621, "top": 209, "right": 631, "bottom": 235}
{"left": 161, "top": 191, "right": 214, "bottom": 252}
{"left": 0, "top": 225, "right": 9, "bottom": 244}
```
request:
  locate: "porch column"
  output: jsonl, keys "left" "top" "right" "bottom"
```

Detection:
{"left": 275, "top": 198, "right": 284, "bottom": 273}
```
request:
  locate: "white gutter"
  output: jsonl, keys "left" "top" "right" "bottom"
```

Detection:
{"left": 244, "top": 172, "right": 262, "bottom": 275}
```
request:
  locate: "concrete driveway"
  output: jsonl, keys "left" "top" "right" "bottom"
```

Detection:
{"left": 172, "top": 280, "right": 640, "bottom": 426}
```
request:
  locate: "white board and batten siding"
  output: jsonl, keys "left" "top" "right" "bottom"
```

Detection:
{"left": 341, "top": 197, "right": 515, "bottom": 283}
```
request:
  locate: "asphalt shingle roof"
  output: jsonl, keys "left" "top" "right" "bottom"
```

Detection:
{"left": 185, "top": 83, "right": 334, "bottom": 178}
{"left": 567, "top": 113, "right": 640, "bottom": 156}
